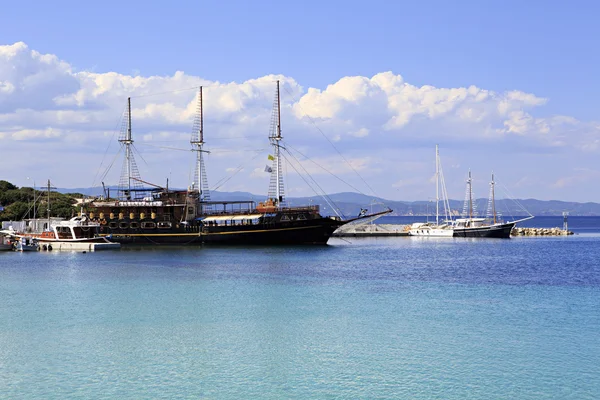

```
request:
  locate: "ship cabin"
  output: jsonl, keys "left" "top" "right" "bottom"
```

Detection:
{"left": 197, "top": 199, "right": 324, "bottom": 227}
{"left": 90, "top": 188, "right": 199, "bottom": 229}
{"left": 46, "top": 216, "right": 100, "bottom": 240}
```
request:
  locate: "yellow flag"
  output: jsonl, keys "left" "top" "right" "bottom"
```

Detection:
{"left": 267, "top": 154, "right": 275, "bottom": 161}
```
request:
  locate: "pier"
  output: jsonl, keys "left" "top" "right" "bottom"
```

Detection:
{"left": 333, "top": 223, "right": 575, "bottom": 238}
{"left": 511, "top": 227, "right": 574, "bottom": 236}
{"left": 333, "top": 223, "right": 409, "bottom": 237}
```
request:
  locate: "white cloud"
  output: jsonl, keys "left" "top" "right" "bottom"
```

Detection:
{"left": 2, "top": 41, "right": 600, "bottom": 201}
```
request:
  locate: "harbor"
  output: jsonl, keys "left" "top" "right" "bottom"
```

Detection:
{"left": 333, "top": 222, "right": 573, "bottom": 237}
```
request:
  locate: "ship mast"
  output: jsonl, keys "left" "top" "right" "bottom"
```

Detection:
{"left": 267, "top": 80, "right": 285, "bottom": 206}
{"left": 435, "top": 144, "right": 439, "bottom": 226}
{"left": 46, "top": 179, "right": 55, "bottom": 231}
{"left": 125, "top": 98, "right": 133, "bottom": 196}
{"left": 491, "top": 172, "right": 496, "bottom": 224}
{"left": 117, "top": 97, "right": 145, "bottom": 201}
{"left": 191, "top": 87, "right": 211, "bottom": 201}
{"left": 468, "top": 170, "right": 473, "bottom": 220}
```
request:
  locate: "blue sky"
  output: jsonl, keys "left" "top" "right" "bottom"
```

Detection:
{"left": 1, "top": 1, "right": 600, "bottom": 202}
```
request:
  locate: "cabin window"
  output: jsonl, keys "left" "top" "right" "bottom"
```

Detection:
{"left": 298, "top": 214, "right": 307, "bottom": 220}
{"left": 188, "top": 207, "right": 195, "bottom": 215}
{"left": 119, "top": 222, "right": 129, "bottom": 229}
{"left": 108, "top": 222, "right": 118, "bottom": 229}
{"left": 281, "top": 215, "right": 290, "bottom": 222}
{"left": 129, "top": 222, "right": 139, "bottom": 229}
{"left": 157, "top": 221, "right": 172, "bottom": 229}
{"left": 141, "top": 222, "right": 156, "bottom": 229}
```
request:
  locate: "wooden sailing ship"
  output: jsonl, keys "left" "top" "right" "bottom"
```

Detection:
{"left": 89, "top": 82, "right": 389, "bottom": 245}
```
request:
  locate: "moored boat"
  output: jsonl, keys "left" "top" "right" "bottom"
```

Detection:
{"left": 90, "top": 83, "right": 390, "bottom": 245}
{"left": 450, "top": 171, "right": 532, "bottom": 238}
{"left": 409, "top": 145, "right": 455, "bottom": 237}
{"left": 2, "top": 211, "right": 120, "bottom": 251}
{"left": 14, "top": 237, "right": 39, "bottom": 252}
{"left": 0, "top": 233, "right": 14, "bottom": 251}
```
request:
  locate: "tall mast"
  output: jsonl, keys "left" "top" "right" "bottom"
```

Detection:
{"left": 491, "top": 172, "right": 496, "bottom": 224}
{"left": 276, "top": 80, "right": 282, "bottom": 204}
{"left": 468, "top": 170, "right": 473, "bottom": 220}
{"left": 267, "top": 80, "right": 285, "bottom": 206}
{"left": 118, "top": 98, "right": 134, "bottom": 197}
{"left": 33, "top": 180, "right": 36, "bottom": 220}
{"left": 126, "top": 97, "right": 132, "bottom": 195}
{"left": 46, "top": 179, "right": 55, "bottom": 231}
{"left": 117, "top": 98, "right": 146, "bottom": 201}
{"left": 191, "top": 86, "right": 211, "bottom": 206}
{"left": 435, "top": 144, "right": 439, "bottom": 226}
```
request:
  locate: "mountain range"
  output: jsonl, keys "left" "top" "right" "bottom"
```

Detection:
{"left": 55, "top": 187, "right": 600, "bottom": 216}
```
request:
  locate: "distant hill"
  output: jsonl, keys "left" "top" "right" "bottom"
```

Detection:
{"left": 53, "top": 187, "right": 600, "bottom": 216}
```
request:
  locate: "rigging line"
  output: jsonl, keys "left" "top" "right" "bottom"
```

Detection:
{"left": 208, "top": 149, "right": 266, "bottom": 189}
{"left": 209, "top": 148, "right": 267, "bottom": 153}
{"left": 285, "top": 142, "right": 368, "bottom": 196}
{"left": 91, "top": 105, "right": 127, "bottom": 188}
{"left": 281, "top": 150, "right": 343, "bottom": 218}
{"left": 498, "top": 182, "right": 532, "bottom": 217}
{"left": 283, "top": 85, "right": 379, "bottom": 198}
{"left": 131, "top": 143, "right": 149, "bottom": 167}
{"left": 281, "top": 148, "right": 344, "bottom": 218}
{"left": 130, "top": 86, "right": 200, "bottom": 99}
{"left": 137, "top": 142, "right": 267, "bottom": 154}
{"left": 99, "top": 147, "right": 125, "bottom": 183}
{"left": 278, "top": 151, "right": 322, "bottom": 202}
{"left": 211, "top": 150, "right": 265, "bottom": 192}
{"left": 136, "top": 143, "right": 191, "bottom": 152}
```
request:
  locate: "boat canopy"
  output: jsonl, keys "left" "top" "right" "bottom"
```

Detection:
{"left": 200, "top": 214, "right": 263, "bottom": 222}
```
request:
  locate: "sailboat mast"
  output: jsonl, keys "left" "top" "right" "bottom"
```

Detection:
{"left": 190, "top": 86, "right": 211, "bottom": 210}
{"left": 197, "top": 86, "right": 204, "bottom": 196}
{"left": 491, "top": 172, "right": 496, "bottom": 224}
{"left": 47, "top": 179, "right": 51, "bottom": 230}
{"left": 275, "top": 80, "right": 282, "bottom": 204}
{"left": 125, "top": 97, "right": 133, "bottom": 196}
{"left": 267, "top": 80, "right": 285, "bottom": 206}
{"left": 435, "top": 145, "right": 439, "bottom": 226}
{"left": 468, "top": 170, "right": 473, "bottom": 220}
{"left": 33, "top": 180, "right": 36, "bottom": 220}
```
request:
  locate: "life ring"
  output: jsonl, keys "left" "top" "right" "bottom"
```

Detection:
{"left": 100, "top": 219, "right": 107, "bottom": 225}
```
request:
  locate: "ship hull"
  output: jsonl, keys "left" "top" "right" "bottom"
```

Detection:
{"left": 99, "top": 218, "right": 344, "bottom": 245}
{"left": 452, "top": 222, "right": 515, "bottom": 238}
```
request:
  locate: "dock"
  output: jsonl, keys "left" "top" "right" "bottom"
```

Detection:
{"left": 333, "top": 223, "right": 409, "bottom": 237}
{"left": 38, "top": 242, "right": 121, "bottom": 251}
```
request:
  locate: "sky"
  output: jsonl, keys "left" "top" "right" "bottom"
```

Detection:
{"left": 1, "top": 0, "right": 600, "bottom": 202}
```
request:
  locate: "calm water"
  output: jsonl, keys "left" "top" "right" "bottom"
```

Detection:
{"left": 1, "top": 221, "right": 599, "bottom": 398}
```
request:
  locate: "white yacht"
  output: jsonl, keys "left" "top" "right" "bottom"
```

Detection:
{"left": 409, "top": 145, "right": 455, "bottom": 237}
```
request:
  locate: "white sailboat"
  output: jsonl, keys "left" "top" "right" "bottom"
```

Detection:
{"left": 409, "top": 145, "right": 454, "bottom": 237}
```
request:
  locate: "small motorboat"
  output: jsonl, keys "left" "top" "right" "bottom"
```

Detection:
{"left": 14, "top": 237, "right": 39, "bottom": 252}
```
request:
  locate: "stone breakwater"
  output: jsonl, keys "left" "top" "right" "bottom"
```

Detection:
{"left": 512, "top": 227, "right": 574, "bottom": 236}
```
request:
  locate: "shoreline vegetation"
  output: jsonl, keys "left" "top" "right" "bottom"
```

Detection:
{"left": 1, "top": 180, "right": 599, "bottom": 222}
{"left": 0, "top": 180, "right": 81, "bottom": 222}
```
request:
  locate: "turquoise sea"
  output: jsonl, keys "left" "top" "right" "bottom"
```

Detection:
{"left": 1, "top": 216, "right": 599, "bottom": 399}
